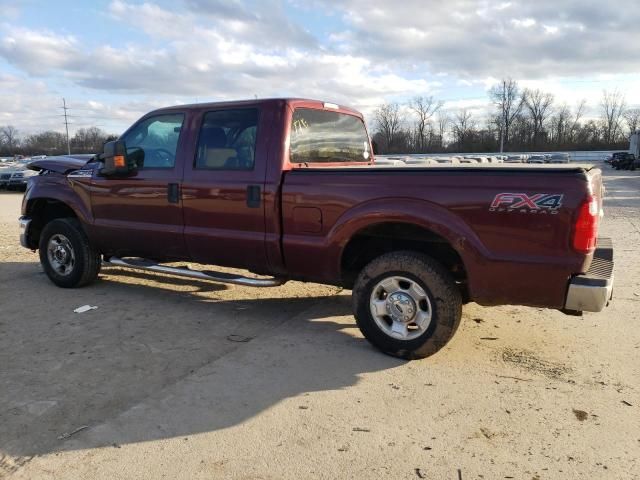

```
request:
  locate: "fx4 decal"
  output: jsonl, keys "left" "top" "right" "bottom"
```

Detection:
{"left": 490, "top": 193, "right": 563, "bottom": 214}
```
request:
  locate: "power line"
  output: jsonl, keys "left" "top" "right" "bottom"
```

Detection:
{"left": 62, "top": 98, "right": 71, "bottom": 155}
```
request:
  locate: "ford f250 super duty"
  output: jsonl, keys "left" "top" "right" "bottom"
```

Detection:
{"left": 19, "top": 98, "right": 614, "bottom": 359}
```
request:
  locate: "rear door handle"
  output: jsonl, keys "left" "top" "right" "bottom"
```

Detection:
{"left": 246, "top": 185, "right": 261, "bottom": 208}
{"left": 168, "top": 183, "right": 180, "bottom": 204}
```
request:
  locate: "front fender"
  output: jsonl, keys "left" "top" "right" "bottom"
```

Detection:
{"left": 23, "top": 173, "right": 93, "bottom": 225}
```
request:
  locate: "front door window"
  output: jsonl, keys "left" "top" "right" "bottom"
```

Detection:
{"left": 121, "top": 114, "right": 184, "bottom": 169}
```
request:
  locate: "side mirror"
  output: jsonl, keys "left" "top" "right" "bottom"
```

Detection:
{"left": 371, "top": 140, "right": 379, "bottom": 155}
{"left": 99, "top": 140, "right": 136, "bottom": 176}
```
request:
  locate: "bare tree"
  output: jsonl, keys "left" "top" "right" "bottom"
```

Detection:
{"left": 408, "top": 95, "right": 442, "bottom": 152}
{"left": 489, "top": 78, "right": 523, "bottom": 150}
{"left": 435, "top": 112, "right": 450, "bottom": 149}
{"left": 550, "top": 104, "right": 571, "bottom": 146}
{"left": 522, "top": 89, "right": 554, "bottom": 147}
{"left": 22, "top": 131, "right": 68, "bottom": 155}
{"left": 0, "top": 125, "right": 19, "bottom": 153}
{"left": 452, "top": 109, "right": 476, "bottom": 147}
{"left": 624, "top": 108, "right": 640, "bottom": 135}
{"left": 374, "top": 103, "right": 402, "bottom": 152}
{"left": 567, "top": 99, "right": 586, "bottom": 144}
{"left": 72, "top": 127, "right": 110, "bottom": 153}
{"left": 601, "top": 89, "right": 626, "bottom": 144}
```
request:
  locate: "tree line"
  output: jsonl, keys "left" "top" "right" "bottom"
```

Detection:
{"left": 0, "top": 126, "right": 118, "bottom": 157}
{"left": 373, "top": 79, "right": 639, "bottom": 154}
{"left": 2, "top": 80, "right": 639, "bottom": 158}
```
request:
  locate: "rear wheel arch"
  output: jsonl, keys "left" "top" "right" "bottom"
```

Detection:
{"left": 340, "top": 221, "right": 469, "bottom": 300}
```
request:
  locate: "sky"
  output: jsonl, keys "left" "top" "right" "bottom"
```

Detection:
{"left": 1, "top": 0, "right": 639, "bottom": 136}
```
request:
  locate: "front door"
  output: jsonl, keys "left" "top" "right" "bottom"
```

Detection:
{"left": 91, "top": 112, "right": 188, "bottom": 260}
{"left": 181, "top": 107, "right": 269, "bottom": 272}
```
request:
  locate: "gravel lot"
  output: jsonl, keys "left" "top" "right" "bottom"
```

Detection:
{"left": 1, "top": 168, "right": 639, "bottom": 479}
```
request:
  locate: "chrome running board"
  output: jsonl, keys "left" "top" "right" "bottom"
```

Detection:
{"left": 103, "top": 256, "right": 286, "bottom": 287}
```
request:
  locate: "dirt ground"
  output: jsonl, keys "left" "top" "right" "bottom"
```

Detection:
{"left": 1, "top": 168, "right": 638, "bottom": 480}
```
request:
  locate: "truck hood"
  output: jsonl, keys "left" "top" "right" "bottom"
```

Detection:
{"left": 27, "top": 154, "right": 95, "bottom": 174}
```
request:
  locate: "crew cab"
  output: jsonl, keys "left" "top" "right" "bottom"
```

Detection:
{"left": 19, "top": 98, "right": 614, "bottom": 359}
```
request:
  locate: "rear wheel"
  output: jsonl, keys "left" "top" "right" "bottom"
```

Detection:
{"left": 352, "top": 251, "right": 462, "bottom": 359}
{"left": 39, "top": 218, "right": 101, "bottom": 288}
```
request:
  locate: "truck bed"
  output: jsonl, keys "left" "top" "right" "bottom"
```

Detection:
{"left": 280, "top": 164, "right": 602, "bottom": 309}
{"left": 292, "top": 163, "right": 597, "bottom": 173}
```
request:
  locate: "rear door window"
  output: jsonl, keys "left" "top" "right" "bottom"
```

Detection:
{"left": 195, "top": 108, "right": 258, "bottom": 170}
{"left": 290, "top": 108, "right": 370, "bottom": 164}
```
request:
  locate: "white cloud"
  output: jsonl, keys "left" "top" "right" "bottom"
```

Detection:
{"left": 0, "top": 1, "right": 441, "bottom": 126}
{"left": 1, "top": 0, "right": 640, "bottom": 134}
{"left": 313, "top": 0, "right": 640, "bottom": 78}
{"left": 0, "top": 0, "right": 21, "bottom": 19}
{"left": 0, "top": 28, "right": 80, "bottom": 75}
{"left": 511, "top": 18, "right": 536, "bottom": 28}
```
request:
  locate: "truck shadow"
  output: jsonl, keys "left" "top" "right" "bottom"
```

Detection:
{"left": 0, "top": 262, "right": 402, "bottom": 461}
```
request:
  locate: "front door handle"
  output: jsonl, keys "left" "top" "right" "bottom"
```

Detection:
{"left": 246, "top": 185, "right": 261, "bottom": 208}
{"left": 168, "top": 183, "right": 180, "bottom": 204}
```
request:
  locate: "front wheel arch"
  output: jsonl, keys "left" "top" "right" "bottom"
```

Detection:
{"left": 26, "top": 198, "right": 79, "bottom": 249}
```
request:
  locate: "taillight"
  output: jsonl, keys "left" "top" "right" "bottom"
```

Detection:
{"left": 572, "top": 195, "right": 599, "bottom": 253}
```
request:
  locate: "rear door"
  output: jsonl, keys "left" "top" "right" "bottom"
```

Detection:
{"left": 181, "top": 107, "right": 269, "bottom": 271}
{"left": 91, "top": 112, "right": 188, "bottom": 259}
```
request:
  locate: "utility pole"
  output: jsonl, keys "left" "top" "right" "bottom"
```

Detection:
{"left": 62, "top": 98, "right": 71, "bottom": 155}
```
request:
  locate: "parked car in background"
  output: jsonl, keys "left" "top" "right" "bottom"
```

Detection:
{"left": 617, "top": 154, "right": 637, "bottom": 170}
{"left": 0, "top": 169, "right": 11, "bottom": 187}
{"left": 527, "top": 155, "right": 546, "bottom": 164}
{"left": 548, "top": 153, "right": 570, "bottom": 164}
{"left": 0, "top": 159, "right": 38, "bottom": 191}
{"left": 604, "top": 152, "right": 624, "bottom": 165}
{"left": 610, "top": 152, "right": 629, "bottom": 169}
{"left": 612, "top": 153, "right": 636, "bottom": 170}
{"left": 8, "top": 169, "right": 38, "bottom": 191}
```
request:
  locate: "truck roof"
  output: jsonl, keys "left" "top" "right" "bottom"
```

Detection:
{"left": 149, "top": 98, "right": 364, "bottom": 118}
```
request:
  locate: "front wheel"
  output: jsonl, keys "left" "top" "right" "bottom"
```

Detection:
{"left": 352, "top": 251, "right": 462, "bottom": 359}
{"left": 39, "top": 218, "right": 101, "bottom": 288}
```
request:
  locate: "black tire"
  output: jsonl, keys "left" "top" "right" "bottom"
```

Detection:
{"left": 39, "top": 218, "right": 101, "bottom": 288}
{"left": 352, "top": 251, "right": 462, "bottom": 360}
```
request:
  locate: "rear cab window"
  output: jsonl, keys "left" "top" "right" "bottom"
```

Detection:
{"left": 289, "top": 108, "right": 371, "bottom": 165}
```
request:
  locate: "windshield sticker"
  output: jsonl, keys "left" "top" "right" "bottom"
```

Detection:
{"left": 291, "top": 118, "right": 309, "bottom": 136}
{"left": 490, "top": 193, "right": 563, "bottom": 214}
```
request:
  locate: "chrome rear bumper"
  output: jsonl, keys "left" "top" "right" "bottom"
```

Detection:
{"left": 565, "top": 238, "right": 614, "bottom": 312}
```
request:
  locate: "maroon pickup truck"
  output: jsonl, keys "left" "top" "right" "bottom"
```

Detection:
{"left": 19, "top": 98, "right": 614, "bottom": 359}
